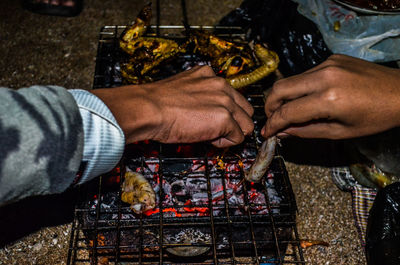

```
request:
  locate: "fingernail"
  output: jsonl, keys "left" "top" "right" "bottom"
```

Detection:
{"left": 277, "top": 132, "right": 291, "bottom": 138}
{"left": 261, "top": 126, "right": 266, "bottom": 136}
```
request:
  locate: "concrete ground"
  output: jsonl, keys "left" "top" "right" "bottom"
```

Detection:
{"left": 0, "top": 0, "right": 365, "bottom": 264}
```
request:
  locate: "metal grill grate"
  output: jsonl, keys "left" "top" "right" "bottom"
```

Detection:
{"left": 67, "top": 3, "right": 306, "bottom": 263}
{"left": 68, "top": 156, "right": 304, "bottom": 264}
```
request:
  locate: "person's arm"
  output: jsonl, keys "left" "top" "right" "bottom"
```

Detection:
{"left": 0, "top": 85, "right": 126, "bottom": 206}
{"left": 70, "top": 65, "right": 255, "bottom": 185}
{"left": 0, "top": 65, "right": 254, "bottom": 205}
{"left": 0, "top": 85, "right": 84, "bottom": 205}
{"left": 263, "top": 54, "right": 400, "bottom": 140}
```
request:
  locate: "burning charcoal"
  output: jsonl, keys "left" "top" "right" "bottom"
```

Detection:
{"left": 191, "top": 193, "right": 208, "bottom": 205}
{"left": 163, "top": 160, "right": 193, "bottom": 174}
{"left": 185, "top": 178, "right": 207, "bottom": 192}
{"left": 170, "top": 179, "right": 185, "bottom": 194}
{"left": 170, "top": 179, "right": 192, "bottom": 205}
{"left": 76, "top": 157, "right": 295, "bottom": 262}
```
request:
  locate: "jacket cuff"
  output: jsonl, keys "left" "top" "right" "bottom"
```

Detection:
{"left": 68, "top": 89, "right": 125, "bottom": 184}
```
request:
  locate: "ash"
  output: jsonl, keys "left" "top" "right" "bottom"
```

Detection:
{"left": 165, "top": 228, "right": 211, "bottom": 244}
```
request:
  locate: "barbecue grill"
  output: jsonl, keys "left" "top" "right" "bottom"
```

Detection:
{"left": 67, "top": 1, "right": 305, "bottom": 264}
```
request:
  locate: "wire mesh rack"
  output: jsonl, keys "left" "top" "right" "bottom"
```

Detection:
{"left": 67, "top": 1, "right": 306, "bottom": 264}
{"left": 68, "top": 154, "right": 304, "bottom": 264}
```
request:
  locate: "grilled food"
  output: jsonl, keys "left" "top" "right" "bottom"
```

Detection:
{"left": 244, "top": 136, "right": 278, "bottom": 183}
{"left": 119, "top": 4, "right": 279, "bottom": 88}
{"left": 121, "top": 171, "right": 156, "bottom": 214}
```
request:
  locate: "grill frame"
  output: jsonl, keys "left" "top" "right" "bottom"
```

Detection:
{"left": 67, "top": 20, "right": 305, "bottom": 264}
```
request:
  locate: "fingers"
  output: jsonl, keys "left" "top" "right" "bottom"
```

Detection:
{"left": 209, "top": 77, "right": 254, "bottom": 117}
{"left": 229, "top": 86, "right": 254, "bottom": 117}
{"left": 211, "top": 127, "right": 245, "bottom": 148}
{"left": 202, "top": 77, "right": 254, "bottom": 135}
{"left": 193, "top": 65, "right": 216, "bottom": 77}
{"left": 188, "top": 76, "right": 254, "bottom": 147}
{"left": 230, "top": 103, "right": 254, "bottom": 136}
{"left": 194, "top": 86, "right": 254, "bottom": 140}
{"left": 158, "top": 65, "right": 216, "bottom": 84}
{"left": 164, "top": 66, "right": 254, "bottom": 116}
{"left": 182, "top": 65, "right": 216, "bottom": 78}
{"left": 265, "top": 54, "right": 359, "bottom": 118}
{"left": 210, "top": 112, "right": 245, "bottom": 148}
{"left": 150, "top": 65, "right": 255, "bottom": 147}
{"left": 263, "top": 92, "right": 331, "bottom": 138}
{"left": 265, "top": 71, "right": 326, "bottom": 117}
{"left": 179, "top": 66, "right": 253, "bottom": 116}
{"left": 280, "top": 122, "right": 347, "bottom": 139}
{"left": 262, "top": 54, "right": 400, "bottom": 140}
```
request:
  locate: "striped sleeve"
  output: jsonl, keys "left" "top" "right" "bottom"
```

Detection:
{"left": 68, "top": 89, "right": 125, "bottom": 185}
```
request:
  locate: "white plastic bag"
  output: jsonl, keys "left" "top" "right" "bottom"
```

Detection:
{"left": 292, "top": 0, "right": 400, "bottom": 62}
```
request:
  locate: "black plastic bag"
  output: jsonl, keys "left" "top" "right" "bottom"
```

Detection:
{"left": 218, "top": 0, "right": 332, "bottom": 77}
{"left": 366, "top": 182, "right": 400, "bottom": 265}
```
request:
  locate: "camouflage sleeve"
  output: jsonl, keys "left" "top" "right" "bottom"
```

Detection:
{"left": 0, "top": 85, "right": 84, "bottom": 205}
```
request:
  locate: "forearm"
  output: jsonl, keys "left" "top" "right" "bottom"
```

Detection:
{"left": 90, "top": 85, "right": 161, "bottom": 144}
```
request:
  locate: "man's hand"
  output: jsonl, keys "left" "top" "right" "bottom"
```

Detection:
{"left": 92, "top": 65, "right": 254, "bottom": 148}
{"left": 263, "top": 54, "right": 400, "bottom": 139}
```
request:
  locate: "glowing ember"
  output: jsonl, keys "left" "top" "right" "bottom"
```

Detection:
{"left": 87, "top": 149, "right": 282, "bottom": 220}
